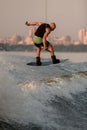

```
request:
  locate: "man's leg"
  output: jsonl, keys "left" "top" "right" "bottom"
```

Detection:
{"left": 36, "top": 47, "right": 42, "bottom": 65}
{"left": 47, "top": 44, "right": 60, "bottom": 64}
{"left": 36, "top": 47, "right": 41, "bottom": 57}
{"left": 47, "top": 44, "right": 55, "bottom": 56}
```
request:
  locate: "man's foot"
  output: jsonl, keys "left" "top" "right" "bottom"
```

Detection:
{"left": 51, "top": 55, "right": 60, "bottom": 64}
{"left": 36, "top": 57, "right": 42, "bottom": 66}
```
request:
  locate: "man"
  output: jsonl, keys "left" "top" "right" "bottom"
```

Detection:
{"left": 25, "top": 21, "right": 60, "bottom": 65}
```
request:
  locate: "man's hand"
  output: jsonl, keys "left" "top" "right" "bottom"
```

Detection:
{"left": 25, "top": 21, "right": 29, "bottom": 26}
{"left": 44, "top": 45, "right": 48, "bottom": 50}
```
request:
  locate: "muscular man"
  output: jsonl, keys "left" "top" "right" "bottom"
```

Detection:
{"left": 25, "top": 21, "right": 60, "bottom": 65}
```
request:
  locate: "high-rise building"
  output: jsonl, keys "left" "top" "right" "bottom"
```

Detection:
{"left": 78, "top": 28, "right": 86, "bottom": 43}
{"left": 84, "top": 31, "right": 87, "bottom": 44}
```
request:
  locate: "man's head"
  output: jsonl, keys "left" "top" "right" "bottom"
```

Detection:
{"left": 50, "top": 23, "right": 56, "bottom": 31}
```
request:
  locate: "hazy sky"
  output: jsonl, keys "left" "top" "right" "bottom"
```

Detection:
{"left": 0, "top": 0, "right": 87, "bottom": 40}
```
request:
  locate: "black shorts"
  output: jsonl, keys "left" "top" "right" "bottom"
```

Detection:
{"left": 34, "top": 41, "right": 50, "bottom": 48}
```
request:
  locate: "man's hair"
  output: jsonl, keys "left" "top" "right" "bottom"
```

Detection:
{"left": 51, "top": 23, "right": 56, "bottom": 28}
{"left": 50, "top": 22, "right": 56, "bottom": 30}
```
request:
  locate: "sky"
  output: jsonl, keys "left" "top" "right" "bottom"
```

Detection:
{"left": 0, "top": 0, "right": 87, "bottom": 40}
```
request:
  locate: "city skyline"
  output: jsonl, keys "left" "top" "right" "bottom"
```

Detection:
{"left": 0, "top": 27, "right": 87, "bottom": 45}
{"left": 0, "top": 0, "right": 87, "bottom": 41}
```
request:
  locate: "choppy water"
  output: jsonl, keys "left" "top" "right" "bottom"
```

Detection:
{"left": 0, "top": 52, "right": 87, "bottom": 130}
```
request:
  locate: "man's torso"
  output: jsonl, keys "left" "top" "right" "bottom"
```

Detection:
{"left": 35, "top": 23, "right": 50, "bottom": 38}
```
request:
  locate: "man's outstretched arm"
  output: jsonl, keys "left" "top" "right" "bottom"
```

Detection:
{"left": 25, "top": 21, "right": 43, "bottom": 26}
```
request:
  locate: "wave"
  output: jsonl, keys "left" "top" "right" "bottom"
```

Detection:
{"left": 0, "top": 52, "right": 87, "bottom": 130}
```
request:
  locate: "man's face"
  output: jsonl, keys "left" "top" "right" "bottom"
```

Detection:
{"left": 50, "top": 23, "right": 56, "bottom": 31}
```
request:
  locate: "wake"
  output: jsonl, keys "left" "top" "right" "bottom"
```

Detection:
{"left": 0, "top": 52, "right": 87, "bottom": 130}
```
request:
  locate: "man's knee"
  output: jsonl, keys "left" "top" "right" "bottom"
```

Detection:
{"left": 37, "top": 47, "right": 41, "bottom": 50}
{"left": 48, "top": 44, "right": 53, "bottom": 50}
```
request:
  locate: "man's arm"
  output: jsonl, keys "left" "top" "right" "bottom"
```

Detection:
{"left": 43, "top": 28, "right": 50, "bottom": 50}
{"left": 25, "top": 21, "right": 43, "bottom": 26}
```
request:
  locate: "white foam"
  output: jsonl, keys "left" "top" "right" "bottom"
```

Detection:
{"left": 0, "top": 52, "right": 87, "bottom": 126}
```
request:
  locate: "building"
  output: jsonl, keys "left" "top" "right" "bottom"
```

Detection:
{"left": 78, "top": 28, "right": 87, "bottom": 44}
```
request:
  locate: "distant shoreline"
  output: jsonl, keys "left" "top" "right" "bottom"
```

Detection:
{"left": 0, "top": 43, "right": 87, "bottom": 52}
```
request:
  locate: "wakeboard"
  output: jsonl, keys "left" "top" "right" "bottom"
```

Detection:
{"left": 26, "top": 59, "right": 69, "bottom": 66}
